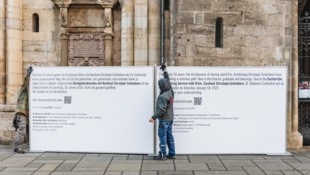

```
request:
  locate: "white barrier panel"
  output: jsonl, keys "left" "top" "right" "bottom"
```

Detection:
{"left": 156, "top": 67, "right": 287, "bottom": 154}
{"left": 30, "top": 66, "right": 287, "bottom": 154}
{"left": 30, "top": 67, "right": 154, "bottom": 154}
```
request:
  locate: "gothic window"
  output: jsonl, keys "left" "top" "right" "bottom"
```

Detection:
{"left": 215, "top": 17, "right": 223, "bottom": 48}
{"left": 32, "top": 13, "right": 39, "bottom": 32}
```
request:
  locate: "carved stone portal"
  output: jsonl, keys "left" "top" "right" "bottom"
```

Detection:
{"left": 52, "top": 0, "right": 117, "bottom": 66}
{"left": 68, "top": 33, "right": 104, "bottom": 66}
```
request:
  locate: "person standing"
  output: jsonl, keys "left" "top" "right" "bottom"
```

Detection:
{"left": 13, "top": 67, "right": 32, "bottom": 153}
{"left": 149, "top": 64, "right": 175, "bottom": 160}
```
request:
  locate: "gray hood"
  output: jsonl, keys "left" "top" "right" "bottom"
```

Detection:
{"left": 158, "top": 78, "right": 171, "bottom": 94}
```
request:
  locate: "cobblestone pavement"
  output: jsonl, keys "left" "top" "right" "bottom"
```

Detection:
{"left": 0, "top": 145, "right": 310, "bottom": 175}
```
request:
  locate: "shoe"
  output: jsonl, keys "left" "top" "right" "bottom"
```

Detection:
{"left": 155, "top": 155, "right": 167, "bottom": 160}
{"left": 155, "top": 152, "right": 167, "bottom": 160}
{"left": 167, "top": 155, "right": 176, "bottom": 159}
{"left": 14, "top": 148, "right": 25, "bottom": 154}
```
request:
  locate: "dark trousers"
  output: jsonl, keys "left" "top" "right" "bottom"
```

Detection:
{"left": 13, "top": 114, "right": 28, "bottom": 150}
{"left": 158, "top": 120, "right": 175, "bottom": 157}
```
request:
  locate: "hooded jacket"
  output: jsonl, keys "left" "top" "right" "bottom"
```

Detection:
{"left": 15, "top": 74, "right": 30, "bottom": 117}
{"left": 152, "top": 71, "right": 174, "bottom": 121}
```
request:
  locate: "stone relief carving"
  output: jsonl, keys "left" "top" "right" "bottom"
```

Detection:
{"left": 60, "top": 8, "right": 68, "bottom": 26}
{"left": 68, "top": 7, "right": 106, "bottom": 27}
{"left": 68, "top": 33, "right": 105, "bottom": 66}
{"left": 68, "top": 8, "right": 87, "bottom": 27}
{"left": 104, "top": 15, "right": 111, "bottom": 27}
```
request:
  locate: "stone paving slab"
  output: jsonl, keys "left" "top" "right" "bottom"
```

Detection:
{"left": 289, "top": 163, "right": 310, "bottom": 171}
{"left": 194, "top": 171, "right": 248, "bottom": 175}
{"left": 256, "top": 162, "right": 295, "bottom": 171}
{"left": 108, "top": 160, "right": 141, "bottom": 171}
{"left": 221, "top": 159, "right": 256, "bottom": 167}
{"left": 142, "top": 162, "right": 174, "bottom": 171}
{"left": 158, "top": 171, "right": 193, "bottom": 175}
{"left": 243, "top": 166, "right": 265, "bottom": 175}
{"left": 0, "top": 145, "right": 310, "bottom": 175}
{"left": 175, "top": 162, "right": 209, "bottom": 171}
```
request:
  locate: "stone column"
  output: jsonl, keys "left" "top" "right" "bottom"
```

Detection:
{"left": 104, "top": 35, "right": 113, "bottom": 66}
{"left": 121, "top": 0, "right": 134, "bottom": 66}
{"left": 0, "top": 0, "right": 5, "bottom": 104}
{"left": 169, "top": 0, "right": 176, "bottom": 66}
{"left": 58, "top": 3, "right": 69, "bottom": 66}
{"left": 148, "top": 0, "right": 160, "bottom": 66}
{"left": 134, "top": 0, "right": 148, "bottom": 66}
{"left": 5, "top": 0, "right": 22, "bottom": 104}
{"left": 60, "top": 30, "right": 68, "bottom": 66}
{"left": 288, "top": 0, "right": 303, "bottom": 149}
{"left": 104, "top": 7, "right": 113, "bottom": 66}
{"left": 60, "top": 7, "right": 68, "bottom": 27}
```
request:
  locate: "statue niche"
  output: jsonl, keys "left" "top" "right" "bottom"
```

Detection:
{"left": 68, "top": 33, "right": 104, "bottom": 66}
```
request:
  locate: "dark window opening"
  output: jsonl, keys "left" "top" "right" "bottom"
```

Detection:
{"left": 32, "top": 13, "right": 39, "bottom": 32}
{"left": 299, "top": 11, "right": 310, "bottom": 75}
{"left": 215, "top": 17, "right": 223, "bottom": 48}
{"left": 162, "top": 0, "right": 170, "bottom": 61}
{"left": 164, "top": 0, "right": 170, "bottom": 10}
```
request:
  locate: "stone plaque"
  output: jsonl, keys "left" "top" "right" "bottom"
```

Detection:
{"left": 68, "top": 33, "right": 105, "bottom": 66}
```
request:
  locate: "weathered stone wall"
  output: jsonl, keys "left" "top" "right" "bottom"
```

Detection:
{"left": 171, "top": 0, "right": 293, "bottom": 67}
{"left": 0, "top": 0, "right": 5, "bottom": 104}
{"left": 0, "top": 113, "right": 15, "bottom": 144}
{"left": 121, "top": 0, "right": 160, "bottom": 66}
{"left": 170, "top": 0, "right": 302, "bottom": 149}
{"left": 6, "top": 0, "right": 23, "bottom": 104}
{"left": 22, "top": 0, "right": 60, "bottom": 68}
{"left": 0, "top": 0, "right": 23, "bottom": 144}
{"left": 0, "top": 0, "right": 60, "bottom": 144}
{"left": 0, "top": 0, "right": 158, "bottom": 143}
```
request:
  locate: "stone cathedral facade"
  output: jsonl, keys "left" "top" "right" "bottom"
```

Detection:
{"left": 0, "top": 0, "right": 305, "bottom": 149}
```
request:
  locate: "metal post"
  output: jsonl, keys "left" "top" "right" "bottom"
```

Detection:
{"left": 160, "top": 0, "right": 165, "bottom": 65}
